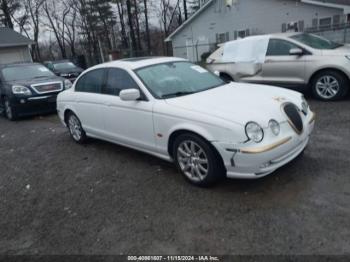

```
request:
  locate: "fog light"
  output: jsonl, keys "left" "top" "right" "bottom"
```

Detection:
{"left": 269, "top": 119, "right": 280, "bottom": 136}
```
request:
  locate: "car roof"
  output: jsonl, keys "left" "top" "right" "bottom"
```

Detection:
{"left": 45, "top": 60, "right": 72, "bottom": 64}
{"left": 90, "top": 56, "right": 187, "bottom": 71}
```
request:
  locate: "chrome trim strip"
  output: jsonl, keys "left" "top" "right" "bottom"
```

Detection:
{"left": 240, "top": 137, "right": 292, "bottom": 154}
{"left": 31, "top": 81, "right": 63, "bottom": 94}
{"left": 28, "top": 96, "right": 51, "bottom": 100}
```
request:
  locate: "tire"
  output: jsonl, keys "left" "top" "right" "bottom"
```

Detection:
{"left": 173, "top": 133, "right": 225, "bottom": 187}
{"left": 3, "top": 97, "right": 18, "bottom": 121}
{"left": 220, "top": 73, "right": 233, "bottom": 83}
{"left": 311, "top": 70, "right": 349, "bottom": 101}
{"left": 66, "top": 112, "right": 87, "bottom": 144}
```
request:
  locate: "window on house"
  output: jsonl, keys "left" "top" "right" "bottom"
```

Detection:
{"left": 312, "top": 18, "right": 318, "bottom": 29}
{"left": 216, "top": 32, "right": 229, "bottom": 43}
{"left": 333, "top": 15, "right": 341, "bottom": 28}
{"left": 287, "top": 22, "right": 298, "bottom": 32}
{"left": 238, "top": 30, "right": 246, "bottom": 38}
{"left": 282, "top": 23, "right": 287, "bottom": 33}
{"left": 233, "top": 31, "right": 238, "bottom": 40}
{"left": 298, "top": 20, "right": 305, "bottom": 32}
{"left": 319, "top": 17, "right": 332, "bottom": 30}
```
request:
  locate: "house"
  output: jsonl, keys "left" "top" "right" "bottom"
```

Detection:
{"left": 165, "top": 0, "right": 350, "bottom": 62}
{"left": 0, "top": 27, "right": 34, "bottom": 64}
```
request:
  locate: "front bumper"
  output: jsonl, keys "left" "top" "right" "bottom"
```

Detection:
{"left": 10, "top": 94, "right": 58, "bottom": 117}
{"left": 213, "top": 111, "right": 315, "bottom": 179}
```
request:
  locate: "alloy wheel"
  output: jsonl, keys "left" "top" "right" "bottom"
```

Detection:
{"left": 68, "top": 115, "right": 83, "bottom": 141}
{"left": 177, "top": 140, "right": 209, "bottom": 182}
{"left": 315, "top": 75, "right": 340, "bottom": 100}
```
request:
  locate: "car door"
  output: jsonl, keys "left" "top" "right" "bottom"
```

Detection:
{"left": 101, "top": 68, "right": 156, "bottom": 152}
{"left": 260, "top": 38, "right": 306, "bottom": 87}
{"left": 73, "top": 68, "right": 107, "bottom": 136}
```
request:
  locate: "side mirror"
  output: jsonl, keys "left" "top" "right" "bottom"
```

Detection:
{"left": 119, "top": 89, "right": 141, "bottom": 101}
{"left": 289, "top": 48, "right": 303, "bottom": 56}
{"left": 214, "top": 70, "right": 220, "bottom": 76}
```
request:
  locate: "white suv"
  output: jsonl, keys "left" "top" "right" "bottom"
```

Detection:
{"left": 207, "top": 33, "right": 350, "bottom": 101}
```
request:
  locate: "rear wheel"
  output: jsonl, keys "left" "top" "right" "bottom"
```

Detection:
{"left": 67, "top": 112, "right": 87, "bottom": 143}
{"left": 311, "top": 70, "right": 349, "bottom": 101}
{"left": 173, "top": 133, "right": 225, "bottom": 187}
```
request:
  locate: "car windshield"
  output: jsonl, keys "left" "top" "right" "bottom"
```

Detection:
{"left": 135, "top": 61, "right": 225, "bottom": 99}
{"left": 53, "top": 62, "right": 77, "bottom": 70}
{"left": 2, "top": 65, "right": 55, "bottom": 81}
{"left": 290, "top": 33, "right": 343, "bottom": 49}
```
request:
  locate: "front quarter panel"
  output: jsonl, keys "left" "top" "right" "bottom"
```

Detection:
{"left": 152, "top": 100, "right": 247, "bottom": 157}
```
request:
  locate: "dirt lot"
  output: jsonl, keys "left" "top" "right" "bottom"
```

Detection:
{"left": 0, "top": 99, "right": 350, "bottom": 256}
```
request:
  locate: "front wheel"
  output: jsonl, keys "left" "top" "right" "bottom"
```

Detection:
{"left": 173, "top": 133, "right": 225, "bottom": 187}
{"left": 3, "top": 97, "right": 17, "bottom": 121}
{"left": 311, "top": 70, "right": 349, "bottom": 101}
{"left": 67, "top": 112, "right": 87, "bottom": 143}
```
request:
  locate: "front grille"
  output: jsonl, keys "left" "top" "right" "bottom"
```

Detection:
{"left": 283, "top": 103, "right": 303, "bottom": 134}
{"left": 31, "top": 82, "right": 63, "bottom": 94}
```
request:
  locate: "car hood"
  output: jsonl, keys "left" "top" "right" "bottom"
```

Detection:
{"left": 5, "top": 76, "right": 65, "bottom": 87}
{"left": 165, "top": 83, "right": 302, "bottom": 127}
{"left": 321, "top": 44, "right": 350, "bottom": 56}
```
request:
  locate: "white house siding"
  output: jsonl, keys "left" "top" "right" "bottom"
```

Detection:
{"left": 171, "top": 0, "right": 344, "bottom": 61}
{"left": 0, "top": 46, "right": 32, "bottom": 64}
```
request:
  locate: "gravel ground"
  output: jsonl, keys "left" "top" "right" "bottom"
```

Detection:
{"left": 0, "top": 99, "right": 349, "bottom": 256}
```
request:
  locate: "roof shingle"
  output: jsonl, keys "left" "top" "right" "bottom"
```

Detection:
{"left": 0, "top": 27, "right": 34, "bottom": 48}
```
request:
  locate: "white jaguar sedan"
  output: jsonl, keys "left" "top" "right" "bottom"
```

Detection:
{"left": 57, "top": 57, "right": 315, "bottom": 186}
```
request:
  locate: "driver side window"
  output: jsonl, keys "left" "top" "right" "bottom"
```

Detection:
{"left": 266, "top": 39, "right": 299, "bottom": 56}
{"left": 103, "top": 68, "right": 139, "bottom": 96}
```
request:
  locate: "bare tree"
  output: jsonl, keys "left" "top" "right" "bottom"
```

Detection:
{"left": 0, "top": 0, "right": 20, "bottom": 29}
{"left": 24, "top": 0, "right": 45, "bottom": 61}
{"left": 126, "top": 0, "right": 137, "bottom": 52}
{"left": 159, "top": 0, "right": 180, "bottom": 36}
{"left": 143, "top": 0, "right": 150, "bottom": 54}
{"left": 43, "top": 0, "right": 70, "bottom": 58}
{"left": 63, "top": 0, "right": 78, "bottom": 57}
{"left": 115, "top": 0, "right": 128, "bottom": 48}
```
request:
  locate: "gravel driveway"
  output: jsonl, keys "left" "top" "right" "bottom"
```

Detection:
{"left": 0, "top": 99, "right": 349, "bottom": 256}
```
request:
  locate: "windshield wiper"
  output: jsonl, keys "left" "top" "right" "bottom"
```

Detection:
{"left": 161, "top": 91, "right": 195, "bottom": 99}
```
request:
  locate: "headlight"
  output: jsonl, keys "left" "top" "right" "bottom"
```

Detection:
{"left": 64, "top": 79, "right": 72, "bottom": 89}
{"left": 12, "top": 85, "right": 32, "bottom": 96}
{"left": 245, "top": 122, "right": 264, "bottom": 143}
{"left": 269, "top": 119, "right": 280, "bottom": 136}
{"left": 301, "top": 95, "right": 309, "bottom": 114}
